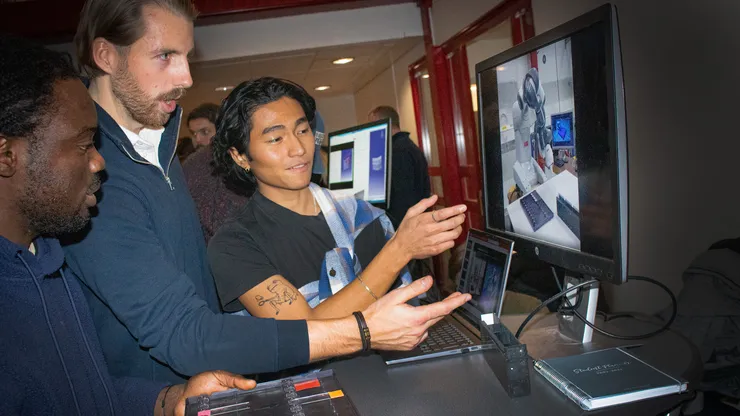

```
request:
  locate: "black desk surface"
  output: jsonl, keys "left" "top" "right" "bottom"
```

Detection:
{"left": 324, "top": 313, "right": 703, "bottom": 416}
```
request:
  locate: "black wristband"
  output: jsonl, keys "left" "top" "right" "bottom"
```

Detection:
{"left": 353, "top": 311, "right": 371, "bottom": 352}
{"left": 161, "top": 384, "right": 174, "bottom": 412}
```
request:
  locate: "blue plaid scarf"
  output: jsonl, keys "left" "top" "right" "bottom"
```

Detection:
{"left": 299, "top": 183, "right": 413, "bottom": 307}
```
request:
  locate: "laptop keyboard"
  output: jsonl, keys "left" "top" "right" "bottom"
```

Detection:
{"left": 419, "top": 320, "right": 474, "bottom": 353}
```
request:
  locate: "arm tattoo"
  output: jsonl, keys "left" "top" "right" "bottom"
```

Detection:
{"left": 255, "top": 280, "right": 299, "bottom": 315}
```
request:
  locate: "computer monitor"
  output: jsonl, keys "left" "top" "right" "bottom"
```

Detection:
{"left": 550, "top": 111, "right": 575, "bottom": 149}
{"left": 476, "top": 4, "right": 628, "bottom": 287}
{"left": 327, "top": 119, "right": 392, "bottom": 209}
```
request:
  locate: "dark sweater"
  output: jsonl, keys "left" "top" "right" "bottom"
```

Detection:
{"left": 62, "top": 103, "right": 309, "bottom": 384}
{"left": 183, "top": 145, "right": 251, "bottom": 245}
{"left": 0, "top": 235, "right": 164, "bottom": 415}
{"left": 388, "top": 132, "right": 432, "bottom": 228}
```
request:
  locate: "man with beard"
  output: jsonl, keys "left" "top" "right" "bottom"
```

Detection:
{"left": 0, "top": 35, "right": 257, "bottom": 416}
{"left": 62, "top": 0, "right": 472, "bottom": 384}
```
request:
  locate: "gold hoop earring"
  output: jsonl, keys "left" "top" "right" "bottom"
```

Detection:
{"left": 245, "top": 167, "right": 251, "bottom": 173}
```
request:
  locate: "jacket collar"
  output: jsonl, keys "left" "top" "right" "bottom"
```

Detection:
{"left": 392, "top": 131, "right": 411, "bottom": 142}
{"left": 94, "top": 102, "right": 182, "bottom": 167}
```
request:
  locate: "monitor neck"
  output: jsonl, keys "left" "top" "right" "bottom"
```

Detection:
{"left": 557, "top": 274, "right": 600, "bottom": 344}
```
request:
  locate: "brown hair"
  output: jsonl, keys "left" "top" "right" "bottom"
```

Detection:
{"left": 369, "top": 105, "right": 400, "bottom": 129}
{"left": 74, "top": 0, "right": 198, "bottom": 77}
{"left": 187, "top": 102, "right": 220, "bottom": 125}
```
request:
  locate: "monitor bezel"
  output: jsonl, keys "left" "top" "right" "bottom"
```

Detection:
{"left": 475, "top": 3, "right": 628, "bottom": 284}
{"left": 327, "top": 118, "right": 393, "bottom": 210}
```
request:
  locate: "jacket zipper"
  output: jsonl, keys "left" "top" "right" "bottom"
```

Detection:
{"left": 117, "top": 114, "right": 181, "bottom": 191}
{"left": 120, "top": 147, "right": 175, "bottom": 191}
{"left": 163, "top": 121, "right": 181, "bottom": 190}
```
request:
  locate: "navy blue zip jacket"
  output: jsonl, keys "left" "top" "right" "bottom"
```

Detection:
{"left": 62, "top": 103, "right": 309, "bottom": 383}
{"left": 0, "top": 235, "right": 164, "bottom": 415}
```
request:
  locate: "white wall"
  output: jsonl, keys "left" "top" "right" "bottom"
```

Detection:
{"left": 431, "top": 0, "right": 504, "bottom": 44}
{"left": 532, "top": 0, "right": 740, "bottom": 313}
{"left": 315, "top": 94, "right": 358, "bottom": 139}
{"left": 353, "top": 42, "right": 426, "bottom": 145}
{"left": 465, "top": 26, "right": 513, "bottom": 79}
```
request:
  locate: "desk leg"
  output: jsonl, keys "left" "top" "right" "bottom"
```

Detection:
{"left": 557, "top": 275, "right": 599, "bottom": 344}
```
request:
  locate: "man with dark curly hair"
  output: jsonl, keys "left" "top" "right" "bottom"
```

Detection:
{"left": 0, "top": 34, "right": 255, "bottom": 416}
{"left": 207, "top": 77, "right": 467, "bottom": 321}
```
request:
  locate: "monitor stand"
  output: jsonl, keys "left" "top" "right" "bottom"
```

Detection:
{"left": 557, "top": 274, "right": 599, "bottom": 344}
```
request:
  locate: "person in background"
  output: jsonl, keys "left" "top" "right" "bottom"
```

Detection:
{"left": 62, "top": 0, "right": 471, "bottom": 384}
{"left": 186, "top": 103, "right": 219, "bottom": 149}
{"left": 0, "top": 34, "right": 254, "bottom": 416}
{"left": 208, "top": 77, "right": 467, "bottom": 320}
{"left": 183, "top": 103, "right": 251, "bottom": 244}
{"left": 368, "top": 105, "right": 431, "bottom": 229}
{"left": 176, "top": 136, "right": 195, "bottom": 163}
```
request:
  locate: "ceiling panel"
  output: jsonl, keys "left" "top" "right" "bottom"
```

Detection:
{"left": 249, "top": 53, "right": 316, "bottom": 76}
{"left": 309, "top": 55, "right": 372, "bottom": 71}
{"left": 183, "top": 36, "right": 423, "bottom": 120}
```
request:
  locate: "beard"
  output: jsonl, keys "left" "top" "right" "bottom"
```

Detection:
{"left": 19, "top": 154, "right": 102, "bottom": 237}
{"left": 111, "top": 59, "right": 185, "bottom": 129}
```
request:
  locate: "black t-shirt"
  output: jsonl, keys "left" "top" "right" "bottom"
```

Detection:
{"left": 208, "top": 191, "right": 389, "bottom": 312}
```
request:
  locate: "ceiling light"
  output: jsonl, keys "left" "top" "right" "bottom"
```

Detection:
{"left": 332, "top": 57, "right": 354, "bottom": 65}
{"left": 315, "top": 85, "right": 331, "bottom": 91}
{"left": 215, "top": 86, "right": 234, "bottom": 92}
{"left": 496, "top": 66, "right": 506, "bottom": 71}
{"left": 422, "top": 74, "right": 430, "bottom": 79}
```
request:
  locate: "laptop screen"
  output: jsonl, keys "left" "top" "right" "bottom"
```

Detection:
{"left": 458, "top": 230, "right": 514, "bottom": 321}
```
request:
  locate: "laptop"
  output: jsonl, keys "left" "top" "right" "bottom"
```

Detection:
{"left": 381, "top": 229, "right": 515, "bottom": 365}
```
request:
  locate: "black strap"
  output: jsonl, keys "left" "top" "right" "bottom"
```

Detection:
{"left": 353, "top": 311, "right": 371, "bottom": 352}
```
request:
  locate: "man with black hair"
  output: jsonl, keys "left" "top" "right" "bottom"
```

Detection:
{"left": 62, "top": 0, "right": 471, "bottom": 384}
{"left": 369, "top": 106, "right": 431, "bottom": 229}
{"left": 0, "top": 34, "right": 255, "bottom": 416}
{"left": 208, "top": 77, "right": 467, "bottom": 320}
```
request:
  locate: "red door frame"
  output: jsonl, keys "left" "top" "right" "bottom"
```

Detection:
{"left": 438, "top": 0, "right": 533, "bottom": 55}
{"left": 408, "top": 56, "right": 449, "bottom": 288}
{"left": 448, "top": 46, "right": 483, "bottom": 229}
{"left": 410, "top": 0, "right": 535, "bottom": 229}
{"left": 417, "top": 1, "right": 464, "bottom": 218}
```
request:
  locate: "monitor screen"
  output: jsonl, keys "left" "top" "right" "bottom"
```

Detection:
{"left": 551, "top": 111, "right": 575, "bottom": 148}
{"left": 477, "top": 5, "right": 628, "bottom": 284}
{"left": 458, "top": 230, "right": 514, "bottom": 319}
{"left": 327, "top": 119, "right": 391, "bottom": 206}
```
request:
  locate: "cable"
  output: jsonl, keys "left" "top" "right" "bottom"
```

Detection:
{"left": 602, "top": 312, "right": 637, "bottom": 322}
{"left": 545, "top": 268, "right": 679, "bottom": 341}
{"left": 515, "top": 278, "right": 599, "bottom": 338}
{"left": 551, "top": 267, "right": 583, "bottom": 313}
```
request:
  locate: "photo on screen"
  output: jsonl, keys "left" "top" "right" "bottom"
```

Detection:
{"left": 327, "top": 120, "right": 390, "bottom": 206}
{"left": 495, "top": 37, "right": 581, "bottom": 251}
{"left": 340, "top": 148, "right": 353, "bottom": 182}
{"left": 329, "top": 140, "right": 355, "bottom": 190}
